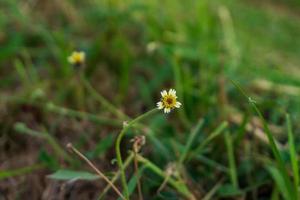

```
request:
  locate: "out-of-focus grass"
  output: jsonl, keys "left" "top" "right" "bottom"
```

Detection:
{"left": 0, "top": 0, "right": 300, "bottom": 199}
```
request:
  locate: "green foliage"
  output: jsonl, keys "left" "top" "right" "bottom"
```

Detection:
{"left": 0, "top": 0, "right": 300, "bottom": 199}
{"left": 48, "top": 169, "right": 99, "bottom": 181}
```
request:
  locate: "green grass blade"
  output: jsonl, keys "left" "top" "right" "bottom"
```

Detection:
{"left": 286, "top": 114, "right": 299, "bottom": 197}
{"left": 234, "top": 114, "right": 249, "bottom": 147}
{"left": 179, "top": 118, "right": 204, "bottom": 164}
{"left": 189, "top": 121, "right": 228, "bottom": 161}
{"left": 195, "top": 155, "right": 229, "bottom": 173}
{"left": 231, "top": 79, "right": 296, "bottom": 199}
{"left": 48, "top": 169, "right": 99, "bottom": 181}
{"left": 267, "top": 166, "right": 290, "bottom": 200}
{"left": 224, "top": 131, "right": 238, "bottom": 188}
{"left": 137, "top": 155, "right": 194, "bottom": 199}
{"left": 172, "top": 57, "right": 191, "bottom": 128}
{"left": 0, "top": 164, "right": 43, "bottom": 180}
{"left": 14, "top": 59, "right": 30, "bottom": 86}
{"left": 14, "top": 122, "right": 73, "bottom": 164}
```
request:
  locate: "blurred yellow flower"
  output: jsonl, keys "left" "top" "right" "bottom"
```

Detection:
{"left": 157, "top": 89, "right": 181, "bottom": 113}
{"left": 68, "top": 51, "right": 85, "bottom": 66}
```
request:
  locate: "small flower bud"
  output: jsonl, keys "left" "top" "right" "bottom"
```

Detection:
{"left": 131, "top": 135, "right": 146, "bottom": 153}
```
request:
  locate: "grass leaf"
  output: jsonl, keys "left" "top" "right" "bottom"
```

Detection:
{"left": 48, "top": 169, "right": 99, "bottom": 181}
{"left": 286, "top": 114, "right": 299, "bottom": 198}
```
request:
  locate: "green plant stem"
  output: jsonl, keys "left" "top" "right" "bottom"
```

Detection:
{"left": 115, "top": 108, "right": 158, "bottom": 199}
{"left": 286, "top": 114, "right": 299, "bottom": 198}
{"left": 75, "top": 72, "right": 85, "bottom": 109}
{"left": 195, "top": 155, "right": 229, "bottom": 173}
{"left": 98, "top": 152, "right": 134, "bottom": 200}
{"left": 133, "top": 152, "right": 143, "bottom": 200}
{"left": 46, "top": 102, "right": 122, "bottom": 127}
{"left": 224, "top": 131, "right": 238, "bottom": 188}
{"left": 202, "top": 179, "right": 224, "bottom": 200}
{"left": 188, "top": 121, "right": 228, "bottom": 161}
{"left": 14, "top": 122, "right": 73, "bottom": 164}
{"left": 0, "top": 164, "right": 43, "bottom": 180}
{"left": 179, "top": 118, "right": 204, "bottom": 164}
{"left": 136, "top": 155, "right": 195, "bottom": 200}
{"left": 46, "top": 103, "right": 169, "bottom": 160}
{"left": 231, "top": 79, "right": 296, "bottom": 199}
{"left": 172, "top": 57, "right": 191, "bottom": 128}
{"left": 251, "top": 98, "right": 295, "bottom": 199}
{"left": 80, "top": 73, "right": 129, "bottom": 120}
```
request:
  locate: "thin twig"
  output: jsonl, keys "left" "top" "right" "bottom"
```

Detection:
{"left": 134, "top": 152, "right": 143, "bottom": 200}
{"left": 157, "top": 173, "right": 171, "bottom": 194}
{"left": 67, "top": 143, "right": 126, "bottom": 200}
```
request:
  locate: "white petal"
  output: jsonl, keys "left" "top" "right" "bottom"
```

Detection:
{"left": 79, "top": 52, "right": 85, "bottom": 60}
{"left": 168, "top": 89, "right": 176, "bottom": 96}
{"left": 175, "top": 101, "right": 181, "bottom": 108}
{"left": 157, "top": 102, "right": 163, "bottom": 109}
{"left": 164, "top": 108, "right": 171, "bottom": 113}
{"left": 161, "top": 90, "right": 167, "bottom": 97}
{"left": 68, "top": 56, "right": 74, "bottom": 63}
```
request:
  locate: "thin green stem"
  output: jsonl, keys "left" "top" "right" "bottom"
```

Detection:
{"left": 224, "top": 131, "right": 238, "bottom": 188}
{"left": 115, "top": 108, "right": 158, "bottom": 199}
{"left": 179, "top": 119, "right": 204, "bottom": 164}
{"left": 0, "top": 164, "right": 43, "bottom": 180}
{"left": 134, "top": 152, "right": 144, "bottom": 200}
{"left": 46, "top": 103, "right": 169, "bottom": 161}
{"left": 80, "top": 73, "right": 129, "bottom": 120}
{"left": 202, "top": 179, "right": 224, "bottom": 200}
{"left": 14, "top": 122, "right": 73, "bottom": 164}
{"left": 136, "top": 155, "right": 195, "bottom": 200}
{"left": 286, "top": 114, "right": 299, "bottom": 198}
{"left": 230, "top": 79, "right": 296, "bottom": 200}
{"left": 98, "top": 153, "right": 134, "bottom": 200}
{"left": 172, "top": 58, "right": 191, "bottom": 128}
{"left": 46, "top": 102, "right": 122, "bottom": 127}
{"left": 188, "top": 121, "right": 228, "bottom": 161}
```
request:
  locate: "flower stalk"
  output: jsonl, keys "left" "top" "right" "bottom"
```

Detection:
{"left": 115, "top": 108, "right": 158, "bottom": 199}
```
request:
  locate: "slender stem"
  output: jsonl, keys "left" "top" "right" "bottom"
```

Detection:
{"left": 179, "top": 119, "right": 204, "bottom": 164}
{"left": 187, "top": 121, "right": 228, "bottom": 162}
{"left": 134, "top": 152, "right": 143, "bottom": 200}
{"left": 75, "top": 72, "right": 85, "bottom": 109}
{"left": 14, "top": 122, "right": 73, "bottom": 164}
{"left": 0, "top": 164, "right": 43, "bottom": 180}
{"left": 80, "top": 73, "right": 128, "bottom": 120}
{"left": 230, "top": 79, "right": 296, "bottom": 199}
{"left": 67, "top": 143, "right": 126, "bottom": 200}
{"left": 136, "top": 155, "right": 195, "bottom": 200}
{"left": 115, "top": 108, "right": 158, "bottom": 199}
{"left": 286, "top": 114, "right": 299, "bottom": 198}
{"left": 46, "top": 102, "right": 122, "bottom": 127}
{"left": 98, "top": 153, "right": 134, "bottom": 200}
{"left": 224, "top": 131, "right": 238, "bottom": 188}
{"left": 157, "top": 174, "right": 171, "bottom": 194}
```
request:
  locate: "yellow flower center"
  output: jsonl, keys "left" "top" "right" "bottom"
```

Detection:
{"left": 162, "top": 95, "right": 176, "bottom": 108}
{"left": 73, "top": 54, "right": 83, "bottom": 63}
{"left": 68, "top": 52, "right": 85, "bottom": 66}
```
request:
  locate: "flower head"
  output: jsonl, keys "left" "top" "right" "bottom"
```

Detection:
{"left": 157, "top": 89, "right": 181, "bottom": 113}
{"left": 68, "top": 51, "right": 85, "bottom": 67}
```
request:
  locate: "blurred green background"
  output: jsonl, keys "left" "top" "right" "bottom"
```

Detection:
{"left": 1, "top": 0, "right": 300, "bottom": 199}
